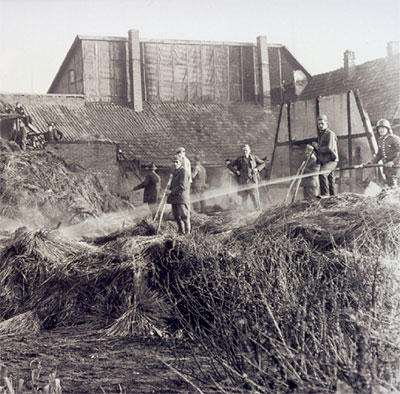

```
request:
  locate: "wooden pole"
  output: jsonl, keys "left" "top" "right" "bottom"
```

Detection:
{"left": 353, "top": 89, "right": 378, "bottom": 156}
{"left": 346, "top": 91, "right": 353, "bottom": 193}
{"left": 287, "top": 101, "right": 293, "bottom": 175}
{"left": 268, "top": 103, "right": 284, "bottom": 179}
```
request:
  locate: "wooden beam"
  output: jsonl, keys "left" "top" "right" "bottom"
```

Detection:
{"left": 240, "top": 46, "right": 244, "bottom": 102}
{"left": 274, "top": 132, "right": 368, "bottom": 147}
{"left": 269, "top": 103, "right": 284, "bottom": 178}
{"left": 354, "top": 89, "right": 378, "bottom": 156}
{"left": 287, "top": 101, "right": 293, "bottom": 175}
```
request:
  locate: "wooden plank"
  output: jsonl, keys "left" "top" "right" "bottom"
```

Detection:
{"left": 125, "top": 41, "right": 132, "bottom": 104}
{"left": 269, "top": 103, "right": 284, "bottom": 178}
{"left": 141, "top": 38, "right": 255, "bottom": 47}
{"left": 347, "top": 91, "right": 353, "bottom": 192}
{"left": 140, "top": 43, "right": 146, "bottom": 103}
{"left": 227, "top": 46, "right": 230, "bottom": 102}
{"left": 240, "top": 46, "right": 244, "bottom": 102}
{"left": 287, "top": 101, "right": 293, "bottom": 174}
{"left": 354, "top": 89, "right": 378, "bottom": 156}
{"left": 274, "top": 132, "right": 371, "bottom": 147}
{"left": 278, "top": 47, "right": 283, "bottom": 102}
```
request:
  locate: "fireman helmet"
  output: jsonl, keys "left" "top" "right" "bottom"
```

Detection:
{"left": 376, "top": 119, "right": 392, "bottom": 133}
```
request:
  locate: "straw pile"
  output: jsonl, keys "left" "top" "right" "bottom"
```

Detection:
{"left": 0, "top": 149, "right": 130, "bottom": 226}
{"left": 0, "top": 225, "right": 169, "bottom": 336}
{"left": 150, "top": 190, "right": 400, "bottom": 393}
{"left": 0, "top": 189, "right": 399, "bottom": 392}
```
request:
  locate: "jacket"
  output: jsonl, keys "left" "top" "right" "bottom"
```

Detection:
{"left": 167, "top": 167, "right": 190, "bottom": 204}
{"left": 228, "top": 154, "right": 265, "bottom": 185}
{"left": 316, "top": 129, "right": 338, "bottom": 165}
{"left": 133, "top": 171, "right": 161, "bottom": 204}
{"left": 372, "top": 134, "right": 400, "bottom": 165}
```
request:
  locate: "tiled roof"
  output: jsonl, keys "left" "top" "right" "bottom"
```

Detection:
{"left": 0, "top": 94, "right": 276, "bottom": 167}
{"left": 300, "top": 55, "right": 400, "bottom": 124}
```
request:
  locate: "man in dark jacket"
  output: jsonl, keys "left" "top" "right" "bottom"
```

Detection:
{"left": 312, "top": 114, "right": 339, "bottom": 196}
{"left": 366, "top": 119, "right": 400, "bottom": 187}
{"left": 133, "top": 163, "right": 161, "bottom": 216}
{"left": 167, "top": 155, "right": 191, "bottom": 234}
{"left": 228, "top": 144, "right": 266, "bottom": 210}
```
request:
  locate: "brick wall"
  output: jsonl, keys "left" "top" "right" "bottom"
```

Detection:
{"left": 47, "top": 140, "right": 120, "bottom": 191}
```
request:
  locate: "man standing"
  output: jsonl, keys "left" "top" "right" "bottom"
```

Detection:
{"left": 191, "top": 155, "right": 207, "bottom": 213}
{"left": 176, "top": 147, "right": 192, "bottom": 183}
{"left": 312, "top": 115, "right": 339, "bottom": 196}
{"left": 133, "top": 163, "right": 161, "bottom": 216}
{"left": 228, "top": 144, "right": 266, "bottom": 210}
{"left": 167, "top": 155, "right": 191, "bottom": 234}
{"left": 366, "top": 119, "right": 400, "bottom": 187}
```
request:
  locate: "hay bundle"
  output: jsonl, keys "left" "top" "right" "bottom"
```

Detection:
{"left": 0, "top": 225, "right": 171, "bottom": 336}
{"left": 106, "top": 276, "right": 171, "bottom": 337}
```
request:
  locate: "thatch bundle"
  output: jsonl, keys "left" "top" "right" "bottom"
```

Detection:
{"left": 0, "top": 226, "right": 168, "bottom": 335}
{"left": 0, "top": 149, "right": 130, "bottom": 226}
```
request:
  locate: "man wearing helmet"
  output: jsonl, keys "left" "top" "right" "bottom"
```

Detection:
{"left": 366, "top": 119, "right": 400, "bottom": 187}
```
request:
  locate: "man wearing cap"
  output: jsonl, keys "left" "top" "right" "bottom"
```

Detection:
{"left": 364, "top": 119, "right": 400, "bottom": 187}
{"left": 312, "top": 115, "right": 339, "bottom": 196}
{"left": 167, "top": 155, "right": 191, "bottom": 234}
{"left": 133, "top": 163, "right": 161, "bottom": 216}
{"left": 228, "top": 144, "right": 266, "bottom": 210}
{"left": 176, "top": 147, "right": 192, "bottom": 183}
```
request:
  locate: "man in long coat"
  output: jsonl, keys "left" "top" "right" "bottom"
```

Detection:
{"left": 167, "top": 155, "right": 191, "bottom": 234}
{"left": 133, "top": 163, "right": 161, "bottom": 216}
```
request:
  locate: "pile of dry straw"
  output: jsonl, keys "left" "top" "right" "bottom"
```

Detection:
{"left": 0, "top": 145, "right": 129, "bottom": 227}
{"left": 0, "top": 188, "right": 399, "bottom": 392}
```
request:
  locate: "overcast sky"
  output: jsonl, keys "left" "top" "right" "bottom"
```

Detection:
{"left": 0, "top": 0, "right": 399, "bottom": 94}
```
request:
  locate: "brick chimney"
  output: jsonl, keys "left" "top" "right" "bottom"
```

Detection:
{"left": 344, "top": 50, "right": 356, "bottom": 76}
{"left": 128, "top": 29, "right": 143, "bottom": 112}
{"left": 387, "top": 41, "right": 400, "bottom": 58}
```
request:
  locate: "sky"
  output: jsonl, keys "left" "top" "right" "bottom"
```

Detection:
{"left": 0, "top": 0, "right": 399, "bottom": 94}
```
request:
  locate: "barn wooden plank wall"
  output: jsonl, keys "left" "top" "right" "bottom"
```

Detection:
{"left": 270, "top": 91, "right": 378, "bottom": 193}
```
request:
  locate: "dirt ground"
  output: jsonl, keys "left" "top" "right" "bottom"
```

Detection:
{"left": 0, "top": 326, "right": 200, "bottom": 394}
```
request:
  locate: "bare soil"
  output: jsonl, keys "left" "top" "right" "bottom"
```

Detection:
{"left": 0, "top": 326, "right": 198, "bottom": 393}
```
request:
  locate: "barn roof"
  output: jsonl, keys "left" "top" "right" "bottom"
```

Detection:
{"left": 299, "top": 54, "right": 400, "bottom": 125}
{"left": 0, "top": 93, "right": 276, "bottom": 167}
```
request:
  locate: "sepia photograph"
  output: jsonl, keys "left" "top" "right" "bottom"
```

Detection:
{"left": 0, "top": 0, "right": 399, "bottom": 392}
